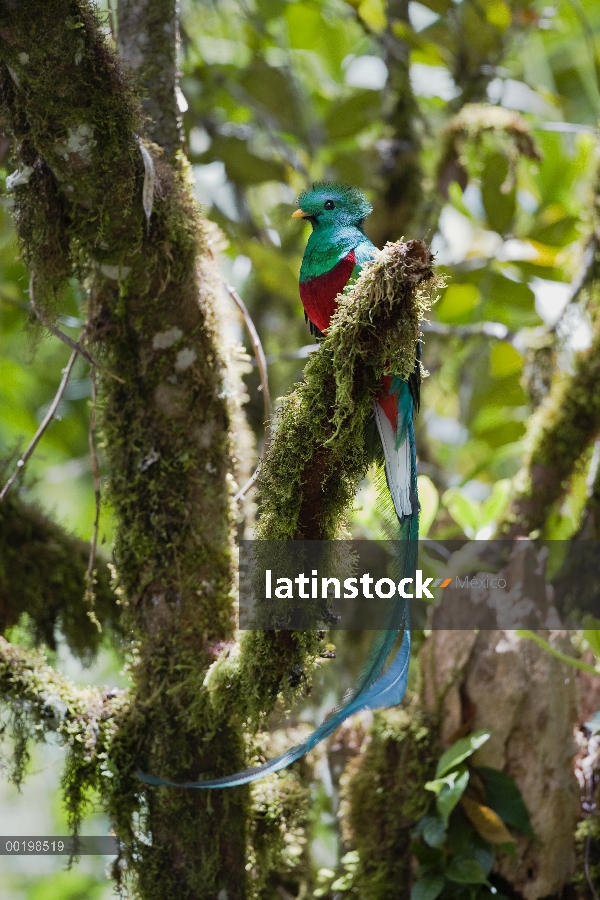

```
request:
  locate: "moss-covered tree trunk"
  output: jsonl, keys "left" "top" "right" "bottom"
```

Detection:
{"left": 0, "top": 1, "right": 247, "bottom": 896}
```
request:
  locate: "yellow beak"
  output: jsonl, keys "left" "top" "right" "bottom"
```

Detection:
{"left": 292, "top": 208, "right": 310, "bottom": 218}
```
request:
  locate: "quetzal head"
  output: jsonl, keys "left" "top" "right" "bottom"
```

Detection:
{"left": 292, "top": 182, "right": 372, "bottom": 230}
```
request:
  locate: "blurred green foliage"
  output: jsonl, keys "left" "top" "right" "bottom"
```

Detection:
{"left": 2, "top": 0, "right": 600, "bottom": 895}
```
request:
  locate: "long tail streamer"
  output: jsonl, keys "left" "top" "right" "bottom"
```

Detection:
{"left": 137, "top": 381, "right": 418, "bottom": 790}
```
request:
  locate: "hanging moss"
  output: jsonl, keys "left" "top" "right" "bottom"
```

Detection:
{"left": 340, "top": 706, "right": 440, "bottom": 900}
{"left": 499, "top": 325, "right": 600, "bottom": 537}
{"left": 0, "top": 487, "right": 119, "bottom": 659}
{"left": 0, "top": 636, "right": 127, "bottom": 830}
{"left": 0, "top": 0, "right": 142, "bottom": 314}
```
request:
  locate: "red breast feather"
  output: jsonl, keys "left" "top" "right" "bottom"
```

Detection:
{"left": 299, "top": 251, "right": 356, "bottom": 334}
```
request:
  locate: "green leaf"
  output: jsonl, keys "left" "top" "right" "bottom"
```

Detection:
{"left": 445, "top": 857, "right": 489, "bottom": 884}
{"left": 583, "top": 630, "right": 600, "bottom": 660}
{"left": 486, "top": 0, "right": 511, "bottom": 30}
{"left": 203, "top": 135, "right": 287, "bottom": 185}
{"left": 422, "top": 816, "right": 447, "bottom": 848}
{"left": 412, "top": 840, "right": 444, "bottom": 867}
{"left": 325, "top": 90, "right": 380, "bottom": 141}
{"left": 436, "top": 284, "right": 480, "bottom": 324}
{"left": 477, "top": 767, "right": 535, "bottom": 839}
{"left": 489, "top": 342, "right": 523, "bottom": 378}
{"left": 411, "top": 875, "right": 446, "bottom": 900}
{"left": 441, "top": 488, "right": 481, "bottom": 539}
{"left": 285, "top": 2, "right": 321, "bottom": 49}
{"left": 242, "top": 63, "right": 302, "bottom": 132}
{"left": 480, "top": 479, "right": 512, "bottom": 526}
{"left": 482, "top": 152, "right": 516, "bottom": 235}
{"left": 418, "top": 475, "right": 439, "bottom": 537}
{"left": 426, "top": 766, "right": 470, "bottom": 826}
{"left": 358, "top": 0, "right": 387, "bottom": 32}
{"left": 436, "top": 731, "right": 491, "bottom": 778}
{"left": 437, "top": 768, "right": 469, "bottom": 825}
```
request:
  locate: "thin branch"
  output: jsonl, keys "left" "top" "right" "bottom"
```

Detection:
{"left": 550, "top": 234, "right": 599, "bottom": 334}
{"left": 224, "top": 282, "right": 272, "bottom": 502}
{"left": 106, "top": 0, "right": 116, "bottom": 41}
{"left": 421, "top": 320, "right": 513, "bottom": 340}
{"left": 246, "top": 321, "right": 514, "bottom": 372}
{"left": 0, "top": 349, "right": 78, "bottom": 502}
{"left": 28, "top": 277, "right": 124, "bottom": 383}
{"left": 85, "top": 367, "right": 102, "bottom": 632}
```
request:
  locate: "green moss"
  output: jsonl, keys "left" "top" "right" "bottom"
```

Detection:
{"left": 341, "top": 706, "right": 440, "bottom": 900}
{"left": 0, "top": 10, "right": 442, "bottom": 896}
{"left": 0, "top": 0, "right": 142, "bottom": 315}
{"left": 573, "top": 815, "right": 600, "bottom": 900}
{"left": 0, "top": 637, "right": 127, "bottom": 828}
{"left": 0, "top": 489, "right": 120, "bottom": 659}
{"left": 257, "top": 239, "right": 440, "bottom": 542}
{"left": 1, "top": 6, "right": 249, "bottom": 897}
{"left": 205, "top": 240, "right": 442, "bottom": 736}
{"left": 499, "top": 325, "right": 600, "bottom": 536}
{"left": 248, "top": 769, "right": 310, "bottom": 900}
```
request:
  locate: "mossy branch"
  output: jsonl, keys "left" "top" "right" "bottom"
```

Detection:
{"left": 206, "top": 241, "right": 440, "bottom": 730}
{"left": 437, "top": 104, "right": 540, "bottom": 198}
{"left": 0, "top": 636, "right": 127, "bottom": 831}
{"left": 0, "top": 0, "right": 144, "bottom": 312}
{"left": 257, "top": 239, "right": 439, "bottom": 541}
{"left": 341, "top": 707, "right": 439, "bottom": 899}
{"left": 0, "top": 489, "right": 120, "bottom": 659}
{"left": 499, "top": 324, "right": 600, "bottom": 537}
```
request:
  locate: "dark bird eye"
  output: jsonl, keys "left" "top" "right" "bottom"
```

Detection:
{"left": 324, "top": 200, "right": 335, "bottom": 210}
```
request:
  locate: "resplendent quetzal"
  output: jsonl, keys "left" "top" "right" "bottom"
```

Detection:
{"left": 295, "top": 182, "right": 420, "bottom": 525}
{"left": 136, "top": 183, "right": 418, "bottom": 791}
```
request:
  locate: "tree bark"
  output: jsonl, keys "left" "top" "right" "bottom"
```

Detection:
{"left": 117, "top": 0, "right": 181, "bottom": 159}
{"left": 0, "top": 2, "right": 246, "bottom": 896}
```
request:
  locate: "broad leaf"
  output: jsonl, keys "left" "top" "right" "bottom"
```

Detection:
{"left": 426, "top": 766, "right": 470, "bottom": 826}
{"left": 416, "top": 815, "right": 447, "bottom": 848}
{"left": 477, "top": 767, "right": 535, "bottom": 839}
{"left": 411, "top": 875, "right": 445, "bottom": 900}
{"left": 435, "top": 731, "right": 491, "bottom": 778}
{"left": 460, "top": 795, "right": 515, "bottom": 845}
{"left": 445, "top": 857, "right": 489, "bottom": 884}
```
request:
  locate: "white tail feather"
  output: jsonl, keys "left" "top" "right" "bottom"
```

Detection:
{"left": 373, "top": 399, "right": 413, "bottom": 520}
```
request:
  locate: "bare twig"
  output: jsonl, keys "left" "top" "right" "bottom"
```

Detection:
{"left": 106, "top": 0, "right": 116, "bottom": 41}
{"left": 28, "top": 277, "right": 124, "bottom": 383}
{"left": 224, "top": 282, "right": 272, "bottom": 502}
{"left": 84, "top": 368, "right": 102, "bottom": 632}
{"left": 246, "top": 321, "right": 515, "bottom": 373}
{"left": 421, "top": 320, "right": 513, "bottom": 340}
{"left": 0, "top": 349, "right": 78, "bottom": 501}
